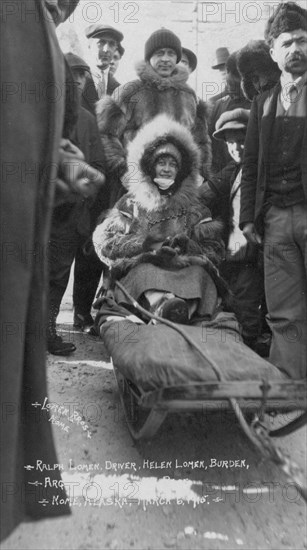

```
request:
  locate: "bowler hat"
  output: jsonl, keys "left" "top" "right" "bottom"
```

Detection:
{"left": 182, "top": 47, "right": 197, "bottom": 72}
{"left": 85, "top": 24, "right": 124, "bottom": 43}
{"left": 212, "top": 47, "right": 230, "bottom": 69}
{"left": 65, "top": 52, "right": 90, "bottom": 73}
{"left": 213, "top": 108, "right": 250, "bottom": 140}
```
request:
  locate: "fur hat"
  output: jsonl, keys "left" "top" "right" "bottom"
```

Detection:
{"left": 237, "top": 40, "right": 281, "bottom": 100}
{"left": 145, "top": 28, "right": 182, "bottom": 62}
{"left": 265, "top": 2, "right": 307, "bottom": 45}
{"left": 152, "top": 143, "right": 182, "bottom": 168}
{"left": 213, "top": 108, "right": 250, "bottom": 140}
{"left": 226, "top": 51, "right": 240, "bottom": 79}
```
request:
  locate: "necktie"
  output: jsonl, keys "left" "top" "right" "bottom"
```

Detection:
{"left": 289, "top": 83, "right": 299, "bottom": 103}
{"left": 282, "top": 83, "right": 299, "bottom": 110}
{"left": 97, "top": 72, "right": 106, "bottom": 99}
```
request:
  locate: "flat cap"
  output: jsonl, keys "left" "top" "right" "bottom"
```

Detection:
{"left": 85, "top": 24, "right": 124, "bottom": 42}
{"left": 65, "top": 52, "right": 90, "bottom": 72}
{"left": 213, "top": 108, "right": 250, "bottom": 140}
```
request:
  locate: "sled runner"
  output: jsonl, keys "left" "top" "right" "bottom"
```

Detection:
{"left": 98, "top": 291, "right": 307, "bottom": 442}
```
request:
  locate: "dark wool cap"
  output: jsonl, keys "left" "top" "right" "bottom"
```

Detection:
{"left": 265, "top": 2, "right": 307, "bottom": 44}
{"left": 145, "top": 28, "right": 182, "bottom": 62}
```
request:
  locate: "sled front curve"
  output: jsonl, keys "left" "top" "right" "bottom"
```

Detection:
{"left": 113, "top": 364, "right": 167, "bottom": 440}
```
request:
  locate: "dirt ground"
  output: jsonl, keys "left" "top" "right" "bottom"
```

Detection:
{"left": 1, "top": 295, "right": 307, "bottom": 550}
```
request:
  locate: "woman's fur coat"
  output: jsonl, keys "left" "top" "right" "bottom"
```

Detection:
{"left": 96, "top": 62, "right": 212, "bottom": 179}
{"left": 93, "top": 115, "right": 226, "bottom": 293}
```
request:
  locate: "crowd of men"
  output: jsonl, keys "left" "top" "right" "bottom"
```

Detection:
{"left": 1, "top": 0, "right": 306, "bottom": 539}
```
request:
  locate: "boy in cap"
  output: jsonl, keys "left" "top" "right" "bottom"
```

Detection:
{"left": 240, "top": 2, "right": 307, "bottom": 378}
{"left": 96, "top": 27, "right": 212, "bottom": 208}
{"left": 208, "top": 52, "right": 251, "bottom": 174}
{"left": 202, "top": 108, "right": 267, "bottom": 351}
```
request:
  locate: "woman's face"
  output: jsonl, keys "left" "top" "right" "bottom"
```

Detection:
{"left": 154, "top": 155, "right": 179, "bottom": 180}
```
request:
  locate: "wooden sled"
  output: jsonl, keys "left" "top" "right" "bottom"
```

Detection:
{"left": 113, "top": 362, "right": 307, "bottom": 441}
{"left": 99, "top": 282, "right": 307, "bottom": 498}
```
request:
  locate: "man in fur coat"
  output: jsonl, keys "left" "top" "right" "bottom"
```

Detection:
{"left": 96, "top": 28, "right": 212, "bottom": 207}
{"left": 93, "top": 115, "right": 224, "bottom": 324}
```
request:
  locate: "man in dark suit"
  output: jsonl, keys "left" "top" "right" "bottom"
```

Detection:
{"left": 240, "top": 2, "right": 307, "bottom": 379}
{"left": 82, "top": 24, "right": 124, "bottom": 113}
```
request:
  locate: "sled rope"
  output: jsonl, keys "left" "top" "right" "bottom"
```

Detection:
{"left": 115, "top": 280, "right": 307, "bottom": 501}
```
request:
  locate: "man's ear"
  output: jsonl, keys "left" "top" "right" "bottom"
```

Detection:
{"left": 270, "top": 45, "right": 277, "bottom": 63}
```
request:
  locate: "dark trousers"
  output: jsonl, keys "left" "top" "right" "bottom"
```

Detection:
{"left": 220, "top": 261, "right": 264, "bottom": 345}
{"left": 48, "top": 214, "right": 104, "bottom": 316}
{"left": 264, "top": 203, "right": 307, "bottom": 379}
{"left": 48, "top": 224, "right": 81, "bottom": 309}
{"left": 73, "top": 244, "right": 103, "bottom": 315}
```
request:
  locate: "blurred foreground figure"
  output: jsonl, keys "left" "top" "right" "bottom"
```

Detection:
{"left": 0, "top": 0, "right": 80, "bottom": 541}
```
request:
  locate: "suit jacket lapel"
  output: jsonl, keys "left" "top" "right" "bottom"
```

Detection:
{"left": 107, "top": 75, "right": 120, "bottom": 95}
{"left": 260, "top": 83, "right": 279, "bottom": 162}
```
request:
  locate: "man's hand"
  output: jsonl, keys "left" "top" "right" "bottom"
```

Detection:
{"left": 242, "top": 222, "right": 262, "bottom": 244}
{"left": 57, "top": 139, "right": 105, "bottom": 199}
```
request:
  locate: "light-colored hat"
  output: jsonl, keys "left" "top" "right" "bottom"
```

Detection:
{"left": 85, "top": 24, "right": 124, "bottom": 43}
{"left": 213, "top": 108, "right": 250, "bottom": 140}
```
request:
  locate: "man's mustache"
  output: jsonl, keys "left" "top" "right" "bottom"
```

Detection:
{"left": 287, "top": 54, "right": 306, "bottom": 62}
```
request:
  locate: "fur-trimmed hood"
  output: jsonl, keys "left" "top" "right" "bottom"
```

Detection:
{"left": 237, "top": 40, "right": 281, "bottom": 101}
{"left": 122, "top": 114, "right": 201, "bottom": 209}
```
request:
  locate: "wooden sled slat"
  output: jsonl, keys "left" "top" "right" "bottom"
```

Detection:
{"left": 112, "top": 360, "right": 306, "bottom": 439}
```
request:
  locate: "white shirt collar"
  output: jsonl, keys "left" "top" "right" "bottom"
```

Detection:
{"left": 279, "top": 71, "right": 307, "bottom": 110}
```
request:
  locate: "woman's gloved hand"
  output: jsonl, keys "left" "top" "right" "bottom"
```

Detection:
{"left": 163, "top": 233, "right": 190, "bottom": 254}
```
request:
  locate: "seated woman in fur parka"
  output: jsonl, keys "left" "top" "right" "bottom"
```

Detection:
{"left": 93, "top": 115, "right": 225, "bottom": 324}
